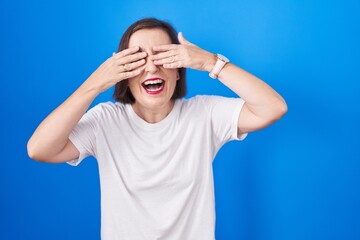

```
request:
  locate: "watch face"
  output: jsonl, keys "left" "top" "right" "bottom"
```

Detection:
{"left": 217, "top": 54, "right": 229, "bottom": 63}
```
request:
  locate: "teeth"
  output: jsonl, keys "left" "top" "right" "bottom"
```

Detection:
{"left": 147, "top": 85, "right": 162, "bottom": 91}
{"left": 144, "top": 79, "right": 163, "bottom": 85}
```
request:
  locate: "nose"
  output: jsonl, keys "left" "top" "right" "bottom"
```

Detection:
{"left": 145, "top": 52, "right": 159, "bottom": 74}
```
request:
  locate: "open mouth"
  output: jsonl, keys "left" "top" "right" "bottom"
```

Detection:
{"left": 142, "top": 78, "right": 165, "bottom": 95}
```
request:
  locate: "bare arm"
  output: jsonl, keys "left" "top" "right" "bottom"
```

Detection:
{"left": 27, "top": 83, "right": 100, "bottom": 163}
{"left": 215, "top": 63, "right": 287, "bottom": 134}
{"left": 27, "top": 47, "right": 147, "bottom": 163}
{"left": 151, "top": 32, "right": 287, "bottom": 134}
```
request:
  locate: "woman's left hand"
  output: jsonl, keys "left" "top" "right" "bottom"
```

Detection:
{"left": 151, "top": 32, "right": 216, "bottom": 72}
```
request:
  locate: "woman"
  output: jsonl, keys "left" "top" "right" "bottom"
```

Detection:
{"left": 28, "top": 18, "right": 287, "bottom": 240}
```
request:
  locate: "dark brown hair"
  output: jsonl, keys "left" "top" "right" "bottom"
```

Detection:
{"left": 113, "top": 18, "right": 187, "bottom": 103}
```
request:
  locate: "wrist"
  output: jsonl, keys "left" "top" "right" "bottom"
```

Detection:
{"left": 81, "top": 77, "right": 103, "bottom": 96}
{"left": 204, "top": 54, "right": 217, "bottom": 72}
{"left": 209, "top": 54, "right": 230, "bottom": 79}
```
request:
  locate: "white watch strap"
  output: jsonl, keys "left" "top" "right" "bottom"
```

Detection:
{"left": 209, "top": 54, "right": 229, "bottom": 79}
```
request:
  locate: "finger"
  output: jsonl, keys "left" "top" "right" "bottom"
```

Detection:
{"left": 179, "top": 32, "right": 197, "bottom": 47}
{"left": 151, "top": 50, "right": 177, "bottom": 61}
{"left": 114, "top": 46, "right": 140, "bottom": 59}
{"left": 178, "top": 32, "right": 192, "bottom": 46}
{"left": 116, "top": 67, "right": 144, "bottom": 81}
{"left": 116, "top": 51, "right": 147, "bottom": 65}
{"left": 163, "top": 61, "right": 182, "bottom": 69}
{"left": 116, "top": 59, "right": 146, "bottom": 73}
{"left": 153, "top": 55, "right": 178, "bottom": 66}
{"left": 153, "top": 44, "right": 178, "bottom": 52}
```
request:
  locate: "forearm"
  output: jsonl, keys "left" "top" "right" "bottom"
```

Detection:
{"left": 152, "top": 33, "right": 286, "bottom": 133}
{"left": 28, "top": 46, "right": 147, "bottom": 161}
{"left": 27, "top": 80, "right": 100, "bottom": 159}
{"left": 152, "top": 32, "right": 287, "bottom": 120}
{"left": 216, "top": 63, "right": 287, "bottom": 120}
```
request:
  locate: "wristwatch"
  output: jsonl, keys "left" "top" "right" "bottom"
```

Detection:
{"left": 209, "top": 54, "right": 229, "bottom": 79}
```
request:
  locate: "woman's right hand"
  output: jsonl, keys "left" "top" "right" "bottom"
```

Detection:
{"left": 27, "top": 46, "right": 147, "bottom": 163}
{"left": 85, "top": 46, "right": 147, "bottom": 93}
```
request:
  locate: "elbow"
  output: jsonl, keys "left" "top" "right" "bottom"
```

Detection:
{"left": 27, "top": 141, "right": 46, "bottom": 162}
{"left": 27, "top": 144, "right": 39, "bottom": 162}
{"left": 27, "top": 140, "right": 35, "bottom": 160}
{"left": 275, "top": 100, "right": 288, "bottom": 120}
{"left": 27, "top": 139, "right": 68, "bottom": 164}
{"left": 262, "top": 100, "right": 288, "bottom": 125}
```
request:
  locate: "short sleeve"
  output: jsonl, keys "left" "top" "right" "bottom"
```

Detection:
{"left": 67, "top": 106, "right": 100, "bottom": 166}
{"left": 200, "top": 95, "right": 247, "bottom": 144}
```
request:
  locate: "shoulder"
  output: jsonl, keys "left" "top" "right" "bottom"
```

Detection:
{"left": 180, "top": 95, "right": 205, "bottom": 109}
{"left": 179, "top": 95, "right": 221, "bottom": 116}
{"left": 185, "top": 95, "right": 235, "bottom": 103}
{"left": 183, "top": 95, "right": 238, "bottom": 109}
{"left": 181, "top": 95, "right": 216, "bottom": 106}
{"left": 86, "top": 101, "right": 127, "bottom": 119}
{"left": 183, "top": 95, "right": 245, "bottom": 117}
{"left": 91, "top": 101, "right": 125, "bottom": 111}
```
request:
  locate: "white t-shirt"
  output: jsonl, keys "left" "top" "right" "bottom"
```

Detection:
{"left": 68, "top": 95, "right": 247, "bottom": 240}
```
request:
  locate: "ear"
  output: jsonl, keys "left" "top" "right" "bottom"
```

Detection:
{"left": 176, "top": 71, "right": 180, "bottom": 81}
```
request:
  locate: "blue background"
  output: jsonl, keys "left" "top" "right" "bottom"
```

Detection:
{"left": 1, "top": 0, "right": 359, "bottom": 239}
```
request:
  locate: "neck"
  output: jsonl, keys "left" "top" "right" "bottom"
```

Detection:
{"left": 132, "top": 100, "right": 175, "bottom": 124}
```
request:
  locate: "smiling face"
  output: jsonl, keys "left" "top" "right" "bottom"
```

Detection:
{"left": 127, "top": 28, "right": 180, "bottom": 111}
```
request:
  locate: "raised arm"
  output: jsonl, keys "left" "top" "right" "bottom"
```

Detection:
{"left": 151, "top": 32, "right": 287, "bottom": 134}
{"left": 27, "top": 47, "right": 147, "bottom": 163}
{"left": 214, "top": 62, "right": 287, "bottom": 134}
